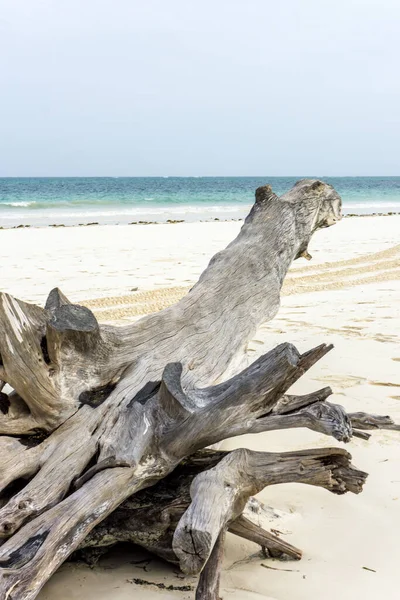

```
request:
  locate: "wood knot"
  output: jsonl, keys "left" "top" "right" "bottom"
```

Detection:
{"left": 311, "top": 180, "right": 324, "bottom": 191}
{"left": 1, "top": 521, "right": 13, "bottom": 534}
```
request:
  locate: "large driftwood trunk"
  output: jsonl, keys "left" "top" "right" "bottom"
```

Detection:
{"left": 0, "top": 179, "right": 398, "bottom": 600}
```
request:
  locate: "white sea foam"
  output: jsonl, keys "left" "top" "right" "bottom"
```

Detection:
{"left": 345, "top": 202, "right": 400, "bottom": 209}
{"left": 0, "top": 204, "right": 250, "bottom": 218}
{"left": 1, "top": 201, "right": 37, "bottom": 207}
{"left": 0, "top": 199, "right": 399, "bottom": 227}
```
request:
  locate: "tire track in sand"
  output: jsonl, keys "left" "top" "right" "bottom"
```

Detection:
{"left": 82, "top": 244, "right": 400, "bottom": 322}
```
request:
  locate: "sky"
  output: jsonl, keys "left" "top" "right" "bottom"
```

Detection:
{"left": 0, "top": 0, "right": 399, "bottom": 176}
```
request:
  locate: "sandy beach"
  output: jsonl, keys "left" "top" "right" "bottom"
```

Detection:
{"left": 2, "top": 0, "right": 400, "bottom": 596}
{"left": 1, "top": 216, "right": 399, "bottom": 600}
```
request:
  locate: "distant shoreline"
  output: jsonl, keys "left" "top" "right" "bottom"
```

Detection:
{"left": 1, "top": 176, "right": 399, "bottom": 228}
{"left": 1, "top": 211, "right": 400, "bottom": 230}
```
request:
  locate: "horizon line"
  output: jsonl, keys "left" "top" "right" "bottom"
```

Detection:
{"left": 1, "top": 175, "right": 400, "bottom": 179}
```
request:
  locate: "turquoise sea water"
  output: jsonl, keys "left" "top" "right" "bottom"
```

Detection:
{"left": 0, "top": 177, "right": 399, "bottom": 227}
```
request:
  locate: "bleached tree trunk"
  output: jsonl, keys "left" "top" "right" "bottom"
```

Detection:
{"left": 0, "top": 179, "right": 398, "bottom": 600}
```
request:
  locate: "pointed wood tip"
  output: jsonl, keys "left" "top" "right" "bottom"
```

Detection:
{"left": 48, "top": 304, "right": 98, "bottom": 333}
{"left": 45, "top": 288, "right": 72, "bottom": 311}
{"left": 299, "top": 343, "right": 334, "bottom": 370}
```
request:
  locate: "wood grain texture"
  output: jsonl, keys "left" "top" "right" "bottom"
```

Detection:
{"left": 195, "top": 529, "right": 226, "bottom": 600}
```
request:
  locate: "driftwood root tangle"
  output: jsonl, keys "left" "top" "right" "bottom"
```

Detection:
{"left": 0, "top": 180, "right": 398, "bottom": 600}
{"left": 75, "top": 449, "right": 303, "bottom": 565}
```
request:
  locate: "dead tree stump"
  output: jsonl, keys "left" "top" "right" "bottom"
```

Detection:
{"left": 0, "top": 180, "right": 398, "bottom": 600}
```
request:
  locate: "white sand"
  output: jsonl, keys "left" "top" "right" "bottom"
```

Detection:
{"left": 2, "top": 217, "right": 399, "bottom": 600}
{"left": 2, "top": 215, "right": 400, "bottom": 306}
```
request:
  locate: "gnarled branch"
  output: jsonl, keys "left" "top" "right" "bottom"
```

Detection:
{"left": 173, "top": 447, "right": 366, "bottom": 575}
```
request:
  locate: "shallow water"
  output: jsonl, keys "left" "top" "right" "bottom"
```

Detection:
{"left": 1, "top": 176, "right": 399, "bottom": 226}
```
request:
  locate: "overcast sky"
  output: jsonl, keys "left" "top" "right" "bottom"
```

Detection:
{"left": 1, "top": 0, "right": 399, "bottom": 176}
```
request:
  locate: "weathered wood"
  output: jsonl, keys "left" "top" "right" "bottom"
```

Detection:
{"left": 195, "top": 529, "right": 226, "bottom": 600}
{"left": 230, "top": 515, "right": 302, "bottom": 560}
{"left": 173, "top": 447, "right": 367, "bottom": 575}
{"left": 0, "top": 179, "right": 342, "bottom": 434}
{"left": 349, "top": 412, "right": 400, "bottom": 432}
{"left": 0, "top": 342, "right": 340, "bottom": 538}
{"left": 0, "top": 295, "right": 56, "bottom": 433}
{"left": 75, "top": 450, "right": 302, "bottom": 564}
{"left": 0, "top": 179, "right": 398, "bottom": 600}
{"left": 0, "top": 342, "right": 349, "bottom": 600}
{"left": 272, "top": 386, "right": 333, "bottom": 414}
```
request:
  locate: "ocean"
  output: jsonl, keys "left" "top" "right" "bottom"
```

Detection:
{"left": 0, "top": 177, "right": 399, "bottom": 227}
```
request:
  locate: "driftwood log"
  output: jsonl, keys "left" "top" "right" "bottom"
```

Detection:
{"left": 0, "top": 179, "right": 398, "bottom": 600}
